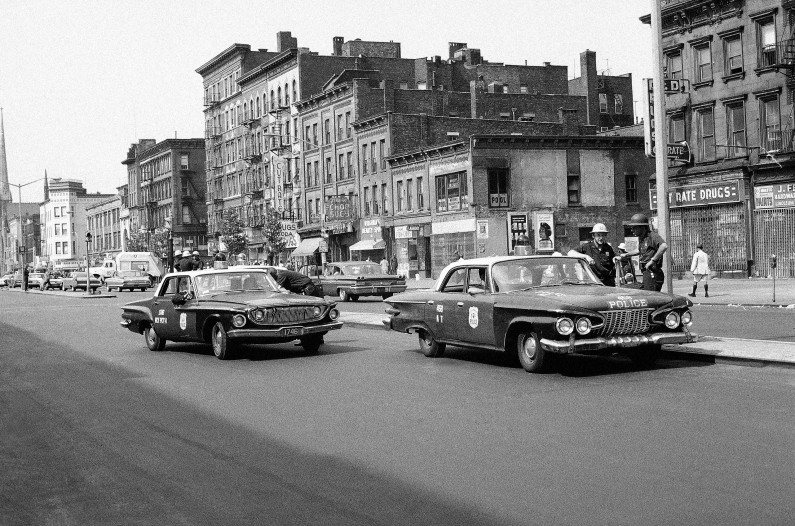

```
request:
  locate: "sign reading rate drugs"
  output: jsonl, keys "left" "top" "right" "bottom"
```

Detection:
{"left": 651, "top": 180, "right": 741, "bottom": 209}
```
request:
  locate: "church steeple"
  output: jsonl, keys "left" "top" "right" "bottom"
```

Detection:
{"left": 44, "top": 169, "right": 49, "bottom": 201}
{"left": 0, "top": 108, "right": 11, "bottom": 202}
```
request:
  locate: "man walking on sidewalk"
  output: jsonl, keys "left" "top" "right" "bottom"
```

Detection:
{"left": 689, "top": 243, "right": 710, "bottom": 297}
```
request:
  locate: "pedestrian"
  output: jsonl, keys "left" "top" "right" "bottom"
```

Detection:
{"left": 569, "top": 223, "right": 616, "bottom": 286}
{"left": 42, "top": 267, "right": 51, "bottom": 290}
{"left": 389, "top": 254, "right": 398, "bottom": 275}
{"left": 620, "top": 213, "right": 668, "bottom": 292}
{"left": 192, "top": 251, "right": 203, "bottom": 270}
{"left": 380, "top": 256, "right": 388, "bottom": 274}
{"left": 22, "top": 265, "right": 30, "bottom": 292}
{"left": 269, "top": 267, "right": 322, "bottom": 297}
{"left": 689, "top": 243, "right": 710, "bottom": 297}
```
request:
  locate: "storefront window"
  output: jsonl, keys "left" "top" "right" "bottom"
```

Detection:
{"left": 435, "top": 171, "right": 468, "bottom": 212}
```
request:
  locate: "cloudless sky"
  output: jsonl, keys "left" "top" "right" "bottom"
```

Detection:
{"left": 0, "top": 0, "right": 654, "bottom": 203}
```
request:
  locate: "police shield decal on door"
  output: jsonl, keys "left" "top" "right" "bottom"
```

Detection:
{"left": 469, "top": 306, "right": 479, "bottom": 328}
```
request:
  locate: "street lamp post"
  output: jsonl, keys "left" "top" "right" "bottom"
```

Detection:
{"left": 7, "top": 177, "right": 44, "bottom": 272}
{"left": 85, "top": 232, "right": 92, "bottom": 295}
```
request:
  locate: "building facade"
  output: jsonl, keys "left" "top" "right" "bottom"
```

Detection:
{"left": 86, "top": 194, "right": 123, "bottom": 261}
{"left": 2, "top": 204, "right": 40, "bottom": 271}
{"left": 642, "top": 0, "right": 795, "bottom": 278}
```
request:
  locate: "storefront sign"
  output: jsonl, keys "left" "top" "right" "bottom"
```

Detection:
{"left": 281, "top": 221, "right": 299, "bottom": 248}
{"left": 754, "top": 183, "right": 795, "bottom": 209}
{"left": 650, "top": 180, "right": 741, "bottom": 209}
{"left": 361, "top": 218, "right": 382, "bottom": 239}
{"left": 325, "top": 196, "right": 353, "bottom": 221}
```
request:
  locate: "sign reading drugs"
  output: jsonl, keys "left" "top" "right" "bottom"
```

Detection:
{"left": 651, "top": 180, "right": 741, "bottom": 209}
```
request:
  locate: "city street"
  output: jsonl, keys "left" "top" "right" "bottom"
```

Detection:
{"left": 1, "top": 291, "right": 794, "bottom": 525}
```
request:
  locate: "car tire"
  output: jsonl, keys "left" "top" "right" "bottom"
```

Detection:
{"left": 629, "top": 344, "right": 661, "bottom": 368}
{"left": 517, "top": 331, "right": 549, "bottom": 373}
{"left": 144, "top": 326, "right": 166, "bottom": 352}
{"left": 211, "top": 321, "right": 233, "bottom": 360}
{"left": 349, "top": 294, "right": 359, "bottom": 302}
{"left": 300, "top": 334, "right": 324, "bottom": 353}
{"left": 339, "top": 289, "right": 350, "bottom": 302}
{"left": 418, "top": 330, "right": 445, "bottom": 357}
{"left": 382, "top": 293, "right": 393, "bottom": 299}
{"left": 141, "top": 288, "right": 146, "bottom": 292}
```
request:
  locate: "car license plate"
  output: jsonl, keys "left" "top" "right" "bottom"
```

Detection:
{"left": 281, "top": 327, "right": 305, "bottom": 336}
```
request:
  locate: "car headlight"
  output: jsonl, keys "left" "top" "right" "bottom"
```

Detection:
{"left": 556, "top": 317, "right": 574, "bottom": 336}
{"left": 329, "top": 308, "right": 339, "bottom": 321}
{"left": 252, "top": 309, "right": 264, "bottom": 322}
{"left": 681, "top": 311, "right": 692, "bottom": 326}
{"left": 575, "top": 317, "right": 592, "bottom": 335}
{"left": 665, "top": 311, "right": 680, "bottom": 329}
{"left": 313, "top": 306, "right": 322, "bottom": 317}
{"left": 232, "top": 314, "right": 246, "bottom": 327}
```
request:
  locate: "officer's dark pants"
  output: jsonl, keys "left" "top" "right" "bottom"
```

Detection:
{"left": 642, "top": 268, "right": 664, "bottom": 292}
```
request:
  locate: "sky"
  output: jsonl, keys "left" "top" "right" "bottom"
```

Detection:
{"left": 0, "top": 0, "right": 655, "bottom": 203}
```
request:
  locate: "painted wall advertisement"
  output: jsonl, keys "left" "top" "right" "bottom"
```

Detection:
{"left": 532, "top": 211, "right": 555, "bottom": 253}
{"left": 650, "top": 180, "right": 741, "bottom": 209}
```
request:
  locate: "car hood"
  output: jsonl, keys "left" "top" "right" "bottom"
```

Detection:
{"left": 201, "top": 290, "right": 330, "bottom": 308}
{"left": 494, "top": 285, "right": 691, "bottom": 312}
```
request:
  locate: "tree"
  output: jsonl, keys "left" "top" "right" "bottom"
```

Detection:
{"left": 126, "top": 230, "right": 149, "bottom": 252}
{"left": 125, "top": 228, "right": 171, "bottom": 257}
{"left": 219, "top": 209, "right": 248, "bottom": 260}
{"left": 261, "top": 209, "right": 288, "bottom": 264}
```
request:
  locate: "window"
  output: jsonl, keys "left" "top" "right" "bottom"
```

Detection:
{"left": 435, "top": 171, "right": 468, "bottom": 212}
{"left": 397, "top": 181, "right": 404, "bottom": 211}
{"left": 180, "top": 154, "right": 189, "bottom": 169}
{"left": 284, "top": 83, "right": 290, "bottom": 106}
{"left": 379, "top": 139, "right": 386, "bottom": 170}
{"left": 382, "top": 183, "right": 388, "bottom": 214}
{"left": 666, "top": 50, "right": 683, "bottom": 79}
{"left": 293, "top": 118, "right": 298, "bottom": 142}
{"left": 614, "top": 94, "right": 623, "bottom": 114}
{"left": 758, "top": 18, "right": 776, "bottom": 67}
{"left": 761, "top": 96, "right": 782, "bottom": 151}
{"left": 182, "top": 205, "right": 191, "bottom": 224}
{"left": 567, "top": 150, "right": 581, "bottom": 205}
{"left": 724, "top": 35, "right": 744, "bottom": 75}
{"left": 370, "top": 142, "right": 377, "bottom": 173}
{"left": 337, "top": 115, "right": 343, "bottom": 140}
{"left": 338, "top": 153, "right": 345, "bottom": 179}
{"left": 364, "top": 187, "right": 370, "bottom": 215}
{"left": 488, "top": 168, "right": 509, "bottom": 208}
{"left": 520, "top": 84, "right": 528, "bottom": 94}
{"left": 399, "top": 81, "right": 408, "bottom": 89}
{"left": 55, "top": 224, "right": 61, "bottom": 235}
{"left": 345, "top": 112, "right": 351, "bottom": 138}
{"left": 694, "top": 43, "right": 713, "bottom": 83}
{"left": 325, "top": 157, "right": 332, "bottom": 184}
{"left": 62, "top": 223, "right": 68, "bottom": 236}
{"left": 347, "top": 152, "right": 353, "bottom": 178}
{"left": 361, "top": 144, "right": 368, "bottom": 174}
{"left": 313, "top": 161, "right": 319, "bottom": 187}
{"left": 669, "top": 113, "right": 686, "bottom": 144}
{"left": 55, "top": 243, "right": 62, "bottom": 255}
{"left": 416, "top": 177, "right": 424, "bottom": 210}
{"left": 306, "top": 162, "right": 312, "bottom": 186}
{"left": 625, "top": 174, "right": 638, "bottom": 203}
{"left": 292, "top": 80, "right": 297, "bottom": 102}
{"left": 54, "top": 207, "right": 60, "bottom": 217}
{"left": 696, "top": 107, "right": 716, "bottom": 162}
{"left": 726, "top": 102, "right": 746, "bottom": 157}
{"left": 312, "top": 123, "right": 318, "bottom": 146}
{"left": 373, "top": 184, "right": 379, "bottom": 214}
{"left": 599, "top": 93, "right": 608, "bottom": 113}
{"left": 324, "top": 119, "right": 330, "bottom": 144}
{"left": 407, "top": 178, "right": 413, "bottom": 210}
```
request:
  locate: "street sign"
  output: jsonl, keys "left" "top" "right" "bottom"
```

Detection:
{"left": 667, "top": 142, "right": 690, "bottom": 162}
{"left": 663, "top": 78, "right": 690, "bottom": 94}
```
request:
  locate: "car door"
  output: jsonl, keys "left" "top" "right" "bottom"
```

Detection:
{"left": 424, "top": 267, "right": 467, "bottom": 342}
{"left": 152, "top": 276, "right": 198, "bottom": 341}
{"left": 439, "top": 266, "right": 495, "bottom": 346}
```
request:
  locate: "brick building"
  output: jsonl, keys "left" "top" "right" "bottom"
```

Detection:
{"left": 642, "top": 0, "right": 795, "bottom": 278}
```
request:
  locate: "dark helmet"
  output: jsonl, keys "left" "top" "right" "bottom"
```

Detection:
{"left": 515, "top": 234, "right": 531, "bottom": 245}
{"left": 626, "top": 213, "right": 650, "bottom": 227}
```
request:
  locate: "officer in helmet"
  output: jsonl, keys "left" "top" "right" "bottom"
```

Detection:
{"left": 619, "top": 213, "right": 668, "bottom": 292}
{"left": 569, "top": 223, "right": 616, "bottom": 286}
{"left": 173, "top": 250, "right": 183, "bottom": 273}
{"left": 191, "top": 250, "right": 204, "bottom": 270}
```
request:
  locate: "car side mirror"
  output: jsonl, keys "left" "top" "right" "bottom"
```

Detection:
{"left": 172, "top": 292, "right": 187, "bottom": 306}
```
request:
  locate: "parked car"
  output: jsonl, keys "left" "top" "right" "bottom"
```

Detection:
{"left": 120, "top": 267, "right": 343, "bottom": 359}
{"left": 383, "top": 255, "right": 696, "bottom": 373}
{"left": 0, "top": 273, "right": 13, "bottom": 287}
{"left": 62, "top": 272, "right": 102, "bottom": 293}
{"left": 27, "top": 272, "right": 46, "bottom": 289}
{"left": 46, "top": 271, "right": 65, "bottom": 290}
{"left": 300, "top": 261, "right": 407, "bottom": 301}
{"left": 105, "top": 270, "right": 152, "bottom": 292}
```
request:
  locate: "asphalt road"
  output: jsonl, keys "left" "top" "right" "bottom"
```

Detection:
{"left": 1, "top": 291, "right": 794, "bottom": 525}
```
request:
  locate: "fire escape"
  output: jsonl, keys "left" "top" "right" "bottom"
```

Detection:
{"left": 266, "top": 104, "right": 301, "bottom": 225}
{"left": 770, "top": 5, "right": 795, "bottom": 152}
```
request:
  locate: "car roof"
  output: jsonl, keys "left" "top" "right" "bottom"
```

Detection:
{"left": 160, "top": 267, "right": 276, "bottom": 279}
{"left": 327, "top": 261, "right": 381, "bottom": 265}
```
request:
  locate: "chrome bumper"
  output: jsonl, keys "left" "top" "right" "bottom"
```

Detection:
{"left": 227, "top": 320, "right": 343, "bottom": 339}
{"left": 540, "top": 331, "right": 695, "bottom": 354}
{"left": 348, "top": 285, "right": 406, "bottom": 294}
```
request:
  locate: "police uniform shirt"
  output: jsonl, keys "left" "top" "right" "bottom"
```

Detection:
{"left": 639, "top": 231, "right": 665, "bottom": 267}
{"left": 578, "top": 240, "right": 616, "bottom": 277}
{"left": 275, "top": 270, "right": 312, "bottom": 293}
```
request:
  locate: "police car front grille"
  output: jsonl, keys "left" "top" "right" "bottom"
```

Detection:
{"left": 598, "top": 309, "right": 652, "bottom": 336}
{"left": 249, "top": 306, "right": 319, "bottom": 324}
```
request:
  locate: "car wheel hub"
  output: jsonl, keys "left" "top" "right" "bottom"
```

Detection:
{"left": 522, "top": 336, "right": 537, "bottom": 361}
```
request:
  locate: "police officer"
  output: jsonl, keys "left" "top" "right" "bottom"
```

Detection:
{"left": 570, "top": 223, "right": 616, "bottom": 286}
{"left": 269, "top": 267, "right": 322, "bottom": 297}
{"left": 173, "top": 250, "right": 183, "bottom": 273}
{"left": 620, "top": 213, "right": 668, "bottom": 292}
{"left": 191, "top": 251, "right": 203, "bottom": 270}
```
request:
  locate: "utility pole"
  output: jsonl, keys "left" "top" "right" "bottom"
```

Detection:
{"left": 650, "top": 0, "right": 673, "bottom": 294}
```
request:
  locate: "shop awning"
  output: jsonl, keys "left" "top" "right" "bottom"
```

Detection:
{"left": 291, "top": 237, "right": 322, "bottom": 257}
{"left": 349, "top": 239, "right": 386, "bottom": 251}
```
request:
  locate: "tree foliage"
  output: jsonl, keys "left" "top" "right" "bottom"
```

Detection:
{"left": 220, "top": 209, "right": 248, "bottom": 258}
{"left": 126, "top": 228, "right": 170, "bottom": 257}
{"left": 261, "top": 209, "right": 288, "bottom": 264}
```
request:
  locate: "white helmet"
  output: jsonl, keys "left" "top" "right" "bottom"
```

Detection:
{"left": 591, "top": 223, "right": 608, "bottom": 234}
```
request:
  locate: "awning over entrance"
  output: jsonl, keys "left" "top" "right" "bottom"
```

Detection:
{"left": 291, "top": 237, "right": 322, "bottom": 257}
{"left": 349, "top": 239, "right": 386, "bottom": 251}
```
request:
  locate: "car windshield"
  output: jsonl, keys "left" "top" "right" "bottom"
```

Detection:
{"left": 194, "top": 271, "right": 280, "bottom": 297}
{"left": 340, "top": 263, "right": 382, "bottom": 275}
{"left": 118, "top": 270, "right": 145, "bottom": 278}
{"left": 30, "top": 273, "right": 44, "bottom": 279}
{"left": 491, "top": 257, "right": 602, "bottom": 292}
{"left": 72, "top": 273, "right": 88, "bottom": 279}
